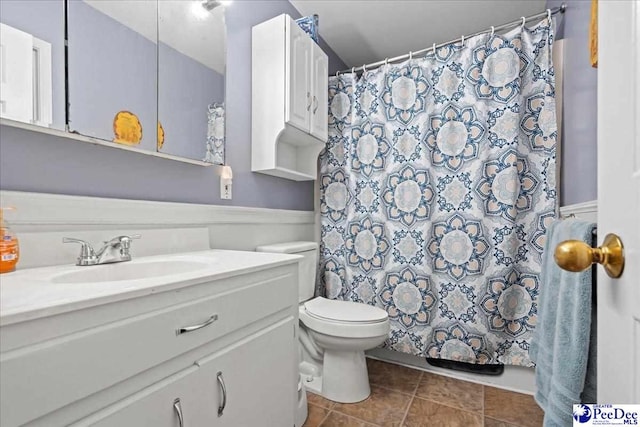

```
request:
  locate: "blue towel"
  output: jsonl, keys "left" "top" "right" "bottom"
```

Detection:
{"left": 529, "top": 219, "right": 597, "bottom": 427}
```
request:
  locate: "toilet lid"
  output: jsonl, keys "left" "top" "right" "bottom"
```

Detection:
{"left": 303, "top": 297, "right": 388, "bottom": 323}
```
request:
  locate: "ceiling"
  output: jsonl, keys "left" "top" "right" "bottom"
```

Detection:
{"left": 290, "top": 0, "right": 546, "bottom": 70}
{"left": 83, "top": 0, "right": 225, "bottom": 74}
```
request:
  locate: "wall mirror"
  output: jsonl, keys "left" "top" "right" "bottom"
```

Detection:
{"left": 0, "top": 0, "right": 65, "bottom": 130}
{"left": 67, "top": 0, "right": 159, "bottom": 152}
{"left": 66, "top": 0, "right": 226, "bottom": 165}
{"left": 158, "top": 1, "right": 226, "bottom": 164}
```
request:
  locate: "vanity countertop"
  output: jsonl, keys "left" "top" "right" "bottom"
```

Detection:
{"left": 0, "top": 250, "right": 301, "bottom": 326}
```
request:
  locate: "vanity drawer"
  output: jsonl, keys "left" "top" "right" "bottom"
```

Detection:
{"left": 0, "top": 268, "right": 297, "bottom": 427}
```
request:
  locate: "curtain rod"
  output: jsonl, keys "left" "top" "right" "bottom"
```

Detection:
{"left": 336, "top": 3, "right": 566, "bottom": 76}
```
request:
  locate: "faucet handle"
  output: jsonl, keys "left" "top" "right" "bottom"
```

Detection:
{"left": 63, "top": 237, "right": 98, "bottom": 266}
{"left": 105, "top": 234, "right": 141, "bottom": 257}
{"left": 103, "top": 234, "right": 141, "bottom": 246}
{"left": 120, "top": 234, "right": 141, "bottom": 250}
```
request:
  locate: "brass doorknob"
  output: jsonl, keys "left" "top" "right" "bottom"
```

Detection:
{"left": 554, "top": 233, "right": 625, "bottom": 278}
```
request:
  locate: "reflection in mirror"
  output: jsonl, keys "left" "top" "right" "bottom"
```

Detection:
{"left": 67, "top": 0, "right": 158, "bottom": 151}
{"left": 158, "top": 0, "right": 226, "bottom": 164}
{"left": 0, "top": 0, "right": 65, "bottom": 129}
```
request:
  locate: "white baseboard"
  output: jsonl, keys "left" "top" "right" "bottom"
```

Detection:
{"left": 367, "top": 348, "right": 537, "bottom": 395}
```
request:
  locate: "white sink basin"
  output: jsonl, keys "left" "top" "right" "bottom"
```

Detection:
{"left": 50, "top": 260, "right": 210, "bottom": 284}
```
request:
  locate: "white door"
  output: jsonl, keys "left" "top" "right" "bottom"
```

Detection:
{"left": 310, "top": 42, "right": 328, "bottom": 142}
{"left": 597, "top": 1, "right": 640, "bottom": 403}
{"left": 286, "top": 18, "right": 311, "bottom": 133}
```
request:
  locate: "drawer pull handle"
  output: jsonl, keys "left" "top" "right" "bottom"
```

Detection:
{"left": 173, "top": 398, "right": 184, "bottom": 427}
{"left": 176, "top": 314, "right": 218, "bottom": 335}
{"left": 217, "top": 371, "right": 227, "bottom": 417}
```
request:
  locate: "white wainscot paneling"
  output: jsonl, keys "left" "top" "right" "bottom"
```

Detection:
{"left": 560, "top": 200, "right": 597, "bottom": 223}
{"left": 0, "top": 191, "right": 315, "bottom": 269}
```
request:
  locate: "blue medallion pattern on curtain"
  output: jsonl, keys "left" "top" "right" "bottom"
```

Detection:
{"left": 319, "top": 19, "right": 558, "bottom": 366}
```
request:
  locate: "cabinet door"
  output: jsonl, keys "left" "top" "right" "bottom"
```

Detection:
{"left": 73, "top": 366, "right": 215, "bottom": 427}
{"left": 310, "top": 43, "right": 328, "bottom": 142}
{"left": 286, "top": 18, "right": 311, "bottom": 132}
{"left": 198, "top": 318, "right": 297, "bottom": 427}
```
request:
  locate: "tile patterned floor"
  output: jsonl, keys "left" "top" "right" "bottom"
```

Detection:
{"left": 303, "top": 358, "right": 544, "bottom": 427}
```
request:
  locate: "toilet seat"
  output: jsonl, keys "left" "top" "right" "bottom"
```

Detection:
{"left": 299, "top": 297, "right": 389, "bottom": 338}
{"left": 304, "top": 297, "right": 388, "bottom": 323}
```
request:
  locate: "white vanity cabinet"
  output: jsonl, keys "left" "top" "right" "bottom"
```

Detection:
{"left": 252, "top": 14, "right": 328, "bottom": 181}
{"left": 74, "top": 320, "right": 295, "bottom": 427}
{"left": 0, "top": 256, "right": 299, "bottom": 427}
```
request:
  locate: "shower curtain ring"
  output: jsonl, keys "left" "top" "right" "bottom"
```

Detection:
{"left": 460, "top": 34, "right": 465, "bottom": 45}
{"left": 351, "top": 66, "right": 355, "bottom": 75}
{"left": 521, "top": 16, "right": 526, "bottom": 28}
{"left": 547, "top": 8, "right": 552, "bottom": 21}
{"left": 409, "top": 51, "right": 413, "bottom": 60}
{"left": 362, "top": 63, "right": 367, "bottom": 72}
{"left": 384, "top": 57, "right": 389, "bottom": 66}
{"left": 432, "top": 43, "right": 436, "bottom": 53}
{"left": 490, "top": 26, "right": 495, "bottom": 37}
{"left": 336, "top": 70, "right": 340, "bottom": 77}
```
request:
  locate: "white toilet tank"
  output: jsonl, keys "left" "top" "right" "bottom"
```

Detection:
{"left": 256, "top": 241, "right": 318, "bottom": 303}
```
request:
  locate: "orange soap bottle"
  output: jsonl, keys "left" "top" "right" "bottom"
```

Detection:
{"left": 0, "top": 207, "right": 19, "bottom": 273}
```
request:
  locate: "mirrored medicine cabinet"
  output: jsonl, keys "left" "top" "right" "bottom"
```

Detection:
{"left": 0, "top": 0, "right": 226, "bottom": 165}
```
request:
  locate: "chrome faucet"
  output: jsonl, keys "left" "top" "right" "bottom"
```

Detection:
{"left": 63, "top": 235, "right": 141, "bottom": 266}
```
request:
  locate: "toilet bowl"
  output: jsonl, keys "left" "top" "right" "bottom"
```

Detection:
{"left": 256, "top": 241, "right": 390, "bottom": 417}
{"left": 299, "top": 297, "right": 389, "bottom": 403}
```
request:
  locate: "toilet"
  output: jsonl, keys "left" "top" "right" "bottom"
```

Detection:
{"left": 256, "top": 241, "right": 390, "bottom": 409}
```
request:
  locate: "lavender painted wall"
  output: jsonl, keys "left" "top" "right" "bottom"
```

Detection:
{"left": 0, "top": 0, "right": 347, "bottom": 211}
{"left": 548, "top": 0, "right": 597, "bottom": 205}
{"left": 0, "top": 0, "right": 65, "bottom": 130}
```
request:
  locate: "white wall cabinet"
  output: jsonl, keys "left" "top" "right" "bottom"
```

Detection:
{"left": 0, "top": 262, "right": 299, "bottom": 427}
{"left": 252, "top": 14, "right": 328, "bottom": 181}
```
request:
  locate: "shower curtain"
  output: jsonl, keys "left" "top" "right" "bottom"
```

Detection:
{"left": 319, "top": 18, "right": 558, "bottom": 366}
